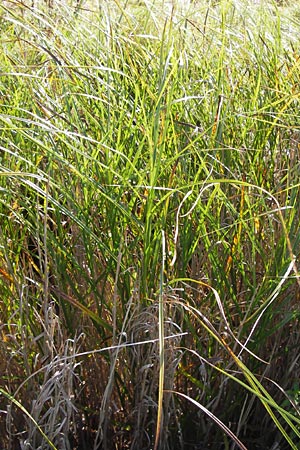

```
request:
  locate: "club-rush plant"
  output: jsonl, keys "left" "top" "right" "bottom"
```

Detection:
{"left": 0, "top": 0, "right": 300, "bottom": 448}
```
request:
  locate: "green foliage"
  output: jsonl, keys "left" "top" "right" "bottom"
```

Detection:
{"left": 0, "top": 0, "right": 300, "bottom": 449}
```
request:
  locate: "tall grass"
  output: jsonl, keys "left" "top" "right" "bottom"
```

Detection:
{"left": 0, "top": 0, "right": 300, "bottom": 448}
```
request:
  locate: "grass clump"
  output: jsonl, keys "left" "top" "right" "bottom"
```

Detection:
{"left": 0, "top": 0, "right": 300, "bottom": 448}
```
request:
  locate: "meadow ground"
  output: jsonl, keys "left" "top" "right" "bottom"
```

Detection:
{"left": 0, "top": 0, "right": 300, "bottom": 449}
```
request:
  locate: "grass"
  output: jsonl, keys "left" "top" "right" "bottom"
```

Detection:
{"left": 0, "top": 0, "right": 300, "bottom": 448}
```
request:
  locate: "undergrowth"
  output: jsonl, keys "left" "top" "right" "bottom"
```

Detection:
{"left": 0, "top": 0, "right": 300, "bottom": 449}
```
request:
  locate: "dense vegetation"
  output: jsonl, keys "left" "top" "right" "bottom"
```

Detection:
{"left": 0, "top": 0, "right": 300, "bottom": 448}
